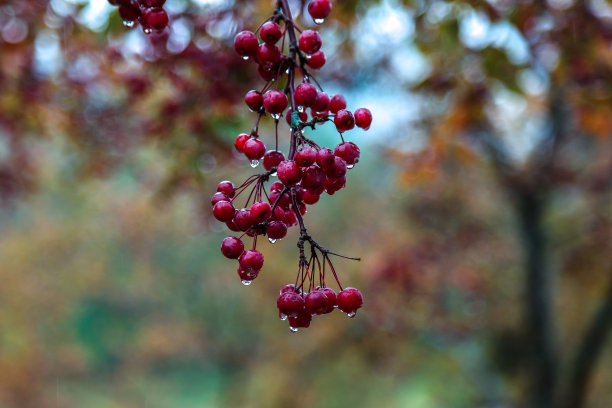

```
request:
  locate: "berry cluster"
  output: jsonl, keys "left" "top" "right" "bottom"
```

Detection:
{"left": 107, "top": 0, "right": 169, "bottom": 34}
{"left": 214, "top": 0, "right": 370, "bottom": 331}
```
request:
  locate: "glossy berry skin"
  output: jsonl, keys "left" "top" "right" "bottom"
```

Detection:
{"left": 307, "top": 51, "right": 326, "bottom": 69}
{"left": 267, "top": 220, "right": 288, "bottom": 239}
{"left": 118, "top": 0, "right": 141, "bottom": 21}
{"left": 354, "top": 108, "right": 372, "bottom": 130}
{"left": 305, "top": 290, "right": 329, "bottom": 315}
{"left": 294, "top": 146, "right": 317, "bottom": 167}
{"left": 142, "top": 0, "right": 165, "bottom": 6}
{"left": 285, "top": 109, "right": 308, "bottom": 125}
{"left": 318, "top": 287, "right": 337, "bottom": 314}
{"left": 234, "top": 133, "right": 250, "bottom": 153}
{"left": 263, "top": 90, "right": 288, "bottom": 114}
{"left": 329, "top": 94, "right": 347, "bottom": 113}
{"left": 251, "top": 201, "right": 272, "bottom": 223}
{"left": 233, "top": 209, "right": 255, "bottom": 231}
{"left": 238, "top": 266, "right": 259, "bottom": 282}
{"left": 221, "top": 236, "right": 244, "bottom": 259}
{"left": 243, "top": 138, "right": 266, "bottom": 160}
{"left": 316, "top": 147, "right": 335, "bottom": 170}
{"left": 245, "top": 90, "right": 263, "bottom": 112}
{"left": 226, "top": 219, "right": 241, "bottom": 232}
{"left": 325, "top": 174, "right": 346, "bottom": 194}
{"left": 312, "top": 91, "right": 330, "bottom": 112}
{"left": 234, "top": 31, "right": 259, "bottom": 58}
{"left": 334, "top": 142, "right": 360, "bottom": 166}
{"left": 277, "top": 292, "right": 305, "bottom": 317}
{"left": 294, "top": 83, "right": 318, "bottom": 107}
{"left": 217, "top": 180, "right": 235, "bottom": 198}
{"left": 213, "top": 201, "right": 235, "bottom": 222}
{"left": 239, "top": 249, "right": 264, "bottom": 271}
{"left": 263, "top": 150, "right": 285, "bottom": 170}
{"left": 334, "top": 109, "right": 355, "bottom": 133}
{"left": 301, "top": 165, "right": 326, "bottom": 191}
{"left": 308, "top": 0, "right": 332, "bottom": 21}
{"left": 270, "top": 181, "right": 285, "bottom": 192}
{"left": 281, "top": 284, "right": 300, "bottom": 294}
{"left": 277, "top": 160, "right": 302, "bottom": 186}
{"left": 142, "top": 7, "right": 168, "bottom": 31}
{"left": 302, "top": 190, "right": 320, "bottom": 204}
{"left": 298, "top": 30, "right": 322, "bottom": 55}
{"left": 337, "top": 287, "right": 363, "bottom": 314}
{"left": 288, "top": 308, "right": 312, "bottom": 328}
{"left": 211, "top": 192, "right": 230, "bottom": 206}
{"left": 260, "top": 21, "right": 282, "bottom": 44}
{"left": 269, "top": 189, "right": 291, "bottom": 209}
{"left": 258, "top": 64, "right": 275, "bottom": 81}
{"left": 257, "top": 43, "right": 282, "bottom": 67}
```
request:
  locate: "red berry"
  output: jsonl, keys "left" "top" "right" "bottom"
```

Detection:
{"left": 238, "top": 266, "right": 259, "bottom": 282}
{"left": 257, "top": 43, "right": 282, "bottom": 67}
{"left": 243, "top": 138, "right": 266, "bottom": 160}
{"left": 288, "top": 308, "right": 312, "bottom": 329}
{"left": 267, "top": 220, "right": 288, "bottom": 240}
{"left": 305, "top": 290, "right": 329, "bottom": 314}
{"left": 234, "top": 209, "right": 255, "bottom": 231}
{"left": 329, "top": 94, "right": 347, "bottom": 113}
{"left": 245, "top": 90, "right": 263, "bottom": 111}
{"left": 307, "top": 51, "right": 326, "bottom": 69}
{"left": 234, "top": 133, "right": 249, "bottom": 153}
{"left": 294, "top": 146, "right": 317, "bottom": 167}
{"left": 263, "top": 90, "right": 288, "bottom": 115}
{"left": 312, "top": 91, "right": 330, "bottom": 112}
{"left": 239, "top": 249, "right": 264, "bottom": 271}
{"left": 118, "top": 0, "right": 141, "bottom": 22}
{"left": 213, "top": 200, "right": 235, "bottom": 222}
{"left": 269, "top": 189, "right": 291, "bottom": 209}
{"left": 217, "top": 180, "right": 235, "bottom": 198}
{"left": 301, "top": 165, "right": 326, "bottom": 191}
{"left": 234, "top": 31, "right": 259, "bottom": 58}
{"left": 308, "top": 0, "right": 332, "bottom": 21}
{"left": 318, "top": 287, "right": 337, "bottom": 314}
{"left": 271, "top": 206, "right": 286, "bottom": 221}
{"left": 324, "top": 156, "right": 347, "bottom": 178}
{"left": 211, "top": 192, "right": 230, "bottom": 206}
{"left": 285, "top": 108, "right": 308, "bottom": 125}
{"left": 283, "top": 208, "right": 298, "bottom": 226}
{"left": 257, "top": 64, "right": 275, "bottom": 81}
{"left": 263, "top": 150, "right": 286, "bottom": 171}
{"left": 354, "top": 108, "right": 372, "bottom": 130}
{"left": 316, "top": 147, "right": 335, "bottom": 169}
{"left": 337, "top": 287, "right": 363, "bottom": 315}
{"left": 270, "top": 181, "right": 285, "bottom": 192}
{"left": 298, "top": 30, "right": 322, "bottom": 55}
{"left": 277, "top": 292, "right": 305, "bottom": 317}
{"left": 251, "top": 201, "right": 272, "bottom": 223}
{"left": 294, "top": 83, "right": 318, "bottom": 107}
{"left": 277, "top": 160, "right": 302, "bottom": 186}
{"left": 281, "top": 284, "right": 300, "bottom": 294}
{"left": 142, "top": 0, "right": 165, "bottom": 6}
{"left": 142, "top": 7, "right": 168, "bottom": 31}
{"left": 260, "top": 21, "right": 282, "bottom": 44}
{"left": 226, "top": 219, "right": 241, "bottom": 232}
{"left": 334, "top": 109, "right": 355, "bottom": 133}
{"left": 334, "top": 141, "right": 360, "bottom": 166}
{"left": 302, "top": 190, "right": 320, "bottom": 204}
{"left": 325, "top": 175, "right": 346, "bottom": 195}
{"left": 221, "top": 236, "right": 244, "bottom": 259}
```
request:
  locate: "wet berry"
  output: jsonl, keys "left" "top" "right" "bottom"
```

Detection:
{"left": 217, "top": 180, "right": 235, "bottom": 198}
{"left": 334, "top": 109, "right": 355, "bottom": 133}
{"left": 277, "top": 292, "right": 305, "bottom": 317}
{"left": 337, "top": 287, "right": 363, "bottom": 315}
{"left": 354, "top": 108, "right": 372, "bottom": 130}
{"left": 234, "top": 209, "right": 255, "bottom": 231}
{"left": 213, "top": 200, "right": 235, "bottom": 222}
{"left": 298, "top": 30, "right": 322, "bottom": 55}
{"left": 243, "top": 138, "right": 266, "bottom": 160}
{"left": 277, "top": 160, "right": 302, "bottom": 186}
{"left": 334, "top": 141, "right": 360, "bottom": 166}
{"left": 260, "top": 21, "right": 282, "bottom": 44}
{"left": 294, "top": 146, "right": 317, "bottom": 167}
{"left": 307, "top": 51, "right": 326, "bottom": 69}
{"left": 294, "top": 83, "right": 318, "bottom": 107}
{"left": 305, "top": 290, "right": 329, "bottom": 314}
{"left": 211, "top": 192, "right": 230, "bottom": 206}
{"left": 239, "top": 249, "right": 264, "bottom": 271}
{"left": 263, "top": 150, "right": 285, "bottom": 171}
{"left": 301, "top": 165, "right": 326, "bottom": 191}
{"left": 251, "top": 201, "right": 272, "bottom": 223}
{"left": 221, "top": 236, "right": 244, "bottom": 259}
{"left": 267, "top": 220, "right": 288, "bottom": 240}
{"left": 234, "top": 31, "right": 259, "bottom": 58}
{"left": 329, "top": 94, "right": 347, "bottom": 113}
{"left": 245, "top": 90, "right": 263, "bottom": 111}
{"left": 308, "top": 0, "right": 332, "bottom": 21}
{"left": 288, "top": 308, "right": 312, "bottom": 329}
{"left": 312, "top": 91, "right": 330, "bottom": 112}
{"left": 316, "top": 147, "right": 335, "bottom": 170}
{"left": 234, "top": 133, "right": 250, "bottom": 153}
{"left": 263, "top": 90, "right": 288, "bottom": 114}
{"left": 142, "top": 7, "right": 168, "bottom": 31}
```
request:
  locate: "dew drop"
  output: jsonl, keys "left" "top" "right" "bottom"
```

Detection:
{"left": 303, "top": 75, "right": 309, "bottom": 81}
{"left": 241, "top": 280, "right": 253, "bottom": 286}
{"left": 298, "top": 106, "right": 305, "bottom": 113}
{"left": 250, "top": 160, "right": 259, "bottom": 168}
{"left": 242, "top": 56, "right": 250, "bottom": 61}
{"left": 346, "top": 164, "right": 355, "bottom": 169}
{"left": 143, "top": 28, "right": 152, "bottom": 34}
{"left": 268, "top": 238, "right": 277, "bottom": 244}
{"left": 314, "top": 18, "right": 325, "bottom": 24}
{"left": 271, "top": 113, "right": 281, "bottom": 120}
{"left": 271, "top": 171, "right": 277, "bottom": 177}
{"left": 347, "top": 311, "right": 356, "bottom": 318}
{"left": 285, "top": 68, "right": 290, "bottom": 74}
{"left": 289, "top": 326, "right": 299, "bottom": 332}
{"left": 123, "top": 20, "right": 135, "bottom": 27}
{"left": 279, "top": 313, "right": 287, "bottom": 321}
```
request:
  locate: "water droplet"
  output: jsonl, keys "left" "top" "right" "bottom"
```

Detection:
{"left": 242, "top": 56, "right": 250, "bottom": 61}
{"left": 347, "top": 164, "right": 355, "bottom": 169}
{"left": 250, "top": 160, "right": 259, "bottom": 168}
{"left": 347, "top": 311, "right": 356, "bottom": 318}
{"left": 279, "top": 313, "right": 287, "bottom": 321}
{"left": 314, "top": 18, "right": 325, "bottom": 24}
{"left": 303, "top": 75, "right": 309, "bottom": 81}
{"left": 298, "top": 106, "right": 305, "bottom": 113}
{"left": 268, "top": 238, "right": 277, "bottom": 244}
{"left": 285, "top": 68, "right": 290, "bottom": 74}
{"left": 271, "top": 113, "right": 281, "bottom": 120}
{"left": 241, "top": 280, "right": 253, "bottom": 286}
{"left": 289, "top": 326, "right": 299, "bottom": 332}
{"left": 271, "top": 171, "right": 277, "bottom": 177}
{"left": 143, "top": 27, "right": 151, "bottom": 34}
{"left": 123, "top": 20, "right": 135, "bottom": 27}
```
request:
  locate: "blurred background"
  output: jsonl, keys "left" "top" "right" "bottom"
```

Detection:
{"left": 1, "top": 0, "right": 612, "bottom": 407}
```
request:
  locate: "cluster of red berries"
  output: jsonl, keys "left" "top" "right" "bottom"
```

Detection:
{"left": 213, "top": 0, "right": 369, "bottom": 331}
{"left": 108, "top": 0, "right": 169, "bottom": 33}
